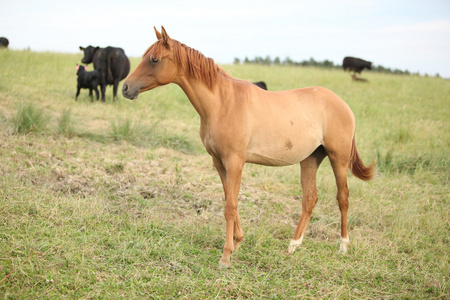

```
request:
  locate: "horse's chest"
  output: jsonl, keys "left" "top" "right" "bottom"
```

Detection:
{"left": 199, "top": 122, "right": 246, "bottom": 160}
{"left": 200, "top": 124, "right": 217, "bottom": 157}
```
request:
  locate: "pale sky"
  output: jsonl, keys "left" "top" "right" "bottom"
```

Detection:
{"left": 1, "top": 0, "right": 449, "bottom": 77}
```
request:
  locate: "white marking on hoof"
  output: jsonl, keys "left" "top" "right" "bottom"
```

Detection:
{"left": 338, "top": 237, "right": 350, "bottom": 255}
{"left": 287, "top": 236, "right": 303, "bottom": 254}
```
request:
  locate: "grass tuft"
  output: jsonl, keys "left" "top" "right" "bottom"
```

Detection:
{"left": 110, "top": 118, "right": 139, "bottom": 141}
{"left": 11, "top": 102, "right": 50, "bottom": 134}
{"left": 57, "top": 108, "right": 76, "bottom": 138}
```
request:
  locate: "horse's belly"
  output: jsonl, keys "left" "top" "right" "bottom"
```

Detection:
{"left": 245, "top": 135, "right": 321, "bottom": 166}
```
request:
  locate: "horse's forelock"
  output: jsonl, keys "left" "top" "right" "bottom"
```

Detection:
{"left": 142, "top": 40, "right": 165, "bottom": 59}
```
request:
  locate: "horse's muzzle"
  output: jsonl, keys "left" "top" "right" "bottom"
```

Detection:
{"left": 122, "top": 82, "right": 139, "bottom": 100}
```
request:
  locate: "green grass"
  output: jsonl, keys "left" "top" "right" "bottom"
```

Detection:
{"left": 0, "top": 50, "right": 449, "bottom": 299}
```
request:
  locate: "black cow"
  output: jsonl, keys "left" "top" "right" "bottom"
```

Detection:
{"left": 253, "top": 81, "right": 267, "bottom": 90}
{"left": 75, "top": 65, "right": 100, "bottom": 101}
{"left": 343, "top": 57, "right": 372, "bottom": 74}
{"left": 79, "top": 46, "right": 130, "bottom": 102}
{"left": 0, "top": 37, "right": 9, "bottom": 48}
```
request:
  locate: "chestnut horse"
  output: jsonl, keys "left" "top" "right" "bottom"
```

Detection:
{"left": 122, "top": 27, "right": 376, "bottom": 268}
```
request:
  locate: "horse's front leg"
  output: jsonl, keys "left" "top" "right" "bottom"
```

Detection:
{"left": 213, "top": 156, "right": 244, "bottom": 268}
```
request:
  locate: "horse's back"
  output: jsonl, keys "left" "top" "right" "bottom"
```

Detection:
{"left": 249, "top": 85, "right": 354, "bottom": 127}
{"left": 279, "top": 86, "right": 353, "bottom": 126}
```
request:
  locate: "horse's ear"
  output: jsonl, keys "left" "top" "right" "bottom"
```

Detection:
{"left": 161, "top": 26, "right": 170, "bottom": 47}
{"left": 154, "top": 26, "right": 162, "bottom": 40}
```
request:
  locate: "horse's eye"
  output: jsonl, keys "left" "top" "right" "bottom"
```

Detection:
{"left": 151, "top": 57, "right": 158, "bottom": 63}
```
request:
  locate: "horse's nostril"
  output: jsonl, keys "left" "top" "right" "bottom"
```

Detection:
{"left": 122, "top": 83, "right": 128, "bottom": 93}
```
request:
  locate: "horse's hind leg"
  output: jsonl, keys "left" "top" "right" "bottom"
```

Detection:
{"left": 287, "top": 146, "right": 326, "bottom": 254}
{"left": 233, "top": 210, "right": 244, "bottom": 251}
{"left": 328, "top": 149, "right": 351, "bottom": 254}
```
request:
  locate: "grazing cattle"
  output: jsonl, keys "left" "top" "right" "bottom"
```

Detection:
{"left": 0, "top": 37, "right": 9, "bottom": 48}
{"left": 343, "top": 57, "right": 372, "bottom": 74}
{"left": 79, "top": 46, "right": 130, "bottom": 102}
{"left": 75, "top": 65, "right": 100, "bottom": 101}
{"left": 253, "top": 81, "right": 267, "bottom": 90}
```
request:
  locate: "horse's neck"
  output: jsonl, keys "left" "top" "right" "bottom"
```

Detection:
{"left": 175, "top": 74, "right": 229, "bottom": 122}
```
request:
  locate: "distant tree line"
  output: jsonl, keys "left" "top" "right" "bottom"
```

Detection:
{"left": 233, "top": 56, "right": 441, "bottom": 78}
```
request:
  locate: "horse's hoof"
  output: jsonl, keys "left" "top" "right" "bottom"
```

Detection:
{"left": 218, "top": 258, "right": 231, "bottom": 269}
{"left": 338, "top": 237, "right": 349, "bottom": 255}
{"left": 338, "top": 248, "right": 348, "bottom": 255}
{"left": 287, "top": 238, "right": 303, "bottom": 254}
{"left": 218, "top": 262, "right": 230, "bottom": 270}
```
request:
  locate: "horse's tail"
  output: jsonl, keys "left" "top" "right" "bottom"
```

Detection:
{"left": 349, "top": 136, "right": 376, "bottom": 181}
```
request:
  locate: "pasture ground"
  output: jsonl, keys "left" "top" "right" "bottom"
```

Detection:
{"left": 0, "top": 50, "right": 449, "bottom": 299}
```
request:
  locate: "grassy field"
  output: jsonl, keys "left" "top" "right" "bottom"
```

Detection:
{"left": 0, "top": 49, "right": 449, "bottom": 299}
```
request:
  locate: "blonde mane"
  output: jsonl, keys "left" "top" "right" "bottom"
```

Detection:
{"left": 145, "top": 39, "right": 229, "bottom": 90}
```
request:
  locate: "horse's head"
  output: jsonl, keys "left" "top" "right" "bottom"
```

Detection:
{"left": 122, "top": 26, "right": 178, "bottom": 100}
